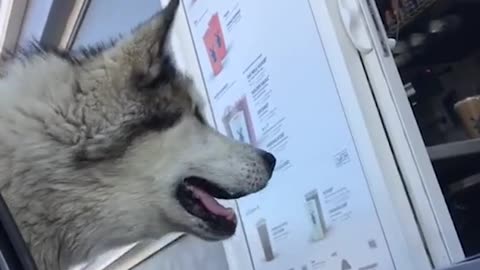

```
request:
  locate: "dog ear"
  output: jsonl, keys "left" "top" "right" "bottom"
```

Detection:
{"left": 108, "top": 0, "right": 180, "bottom": 88}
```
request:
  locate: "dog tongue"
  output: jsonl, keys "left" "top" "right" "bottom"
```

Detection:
{"left": 190, "top": 186, "right": 235, "bottom": 220}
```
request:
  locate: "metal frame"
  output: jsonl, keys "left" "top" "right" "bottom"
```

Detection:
{"left": 40, "top": 0, "right": 90, "bottom": 50}
{"left": 0, "top": 0, "right": 28, "bottom": 53}
{"left": 102, "top": 234, "right": 185, "bottom": 270}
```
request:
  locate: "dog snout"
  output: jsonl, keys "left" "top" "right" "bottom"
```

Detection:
{"left": 258, "top": 150, "right": 276, "bottom": 177}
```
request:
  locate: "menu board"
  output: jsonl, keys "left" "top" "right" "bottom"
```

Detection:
{"left": 181, "top": 0, "right": 397, "bottom": 269}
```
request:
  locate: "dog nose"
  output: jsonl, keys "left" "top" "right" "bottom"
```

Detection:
{"left": 259, "top": 150, "right": 276, "bottom": 176}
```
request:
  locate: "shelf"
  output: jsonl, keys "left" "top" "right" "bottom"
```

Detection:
{"left": 428, "top": 139, "right": 480, "bottom": 183}
{"left": 428, "top": 138, "right": 480, "bottom": 162}
{"left": 441, "top": 255, "right": 480, "bottom": 270}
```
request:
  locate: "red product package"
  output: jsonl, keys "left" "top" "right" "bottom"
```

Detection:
{"left": 203, "top": 27, "right": 223, "bottom": 76}
{"left": 209, "top": 13, "right": 227, "bottom": 60}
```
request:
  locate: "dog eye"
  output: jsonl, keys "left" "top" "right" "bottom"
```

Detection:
{"left": 194, "top": 107, "right": 206, "bottom": 124}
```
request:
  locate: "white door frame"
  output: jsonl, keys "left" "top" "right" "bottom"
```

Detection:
{"left": 354, "top": 0, "right": 465, "bottom": 267}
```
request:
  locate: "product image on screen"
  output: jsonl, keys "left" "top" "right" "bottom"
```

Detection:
{"left": 222, "top": 96, "right": 257, "bottom": 145}
{"left": 305, "top": 189, "right": 327, "bottom": 242}
{"left": 256, "top": 218, "right": 275, "bottom": 262}
{"left": 203, "top": 13, "right": 227, "bottom": 76}
{"left": 209, "top": 13, "right": 227, "bottom": 60}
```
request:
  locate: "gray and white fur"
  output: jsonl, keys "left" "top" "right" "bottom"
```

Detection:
{"left": 0, "top": 1, "right": 275, "bottom": 269}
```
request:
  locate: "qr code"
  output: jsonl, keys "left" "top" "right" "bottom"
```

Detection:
{"left": 335, "top": 149, "right": 351, "bottom": 167}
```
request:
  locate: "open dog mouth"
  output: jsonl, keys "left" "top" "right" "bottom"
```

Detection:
{"left": 176, "top": 177, "right": 247, "bottom": 236}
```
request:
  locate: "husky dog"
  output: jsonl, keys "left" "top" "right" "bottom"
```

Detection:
{"left": 0, "top": 0, "right": 276, "bottom": 269}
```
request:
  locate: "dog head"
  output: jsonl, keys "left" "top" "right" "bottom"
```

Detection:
{"left": 70, "top": 0, "right": 275, "bottom": 241}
